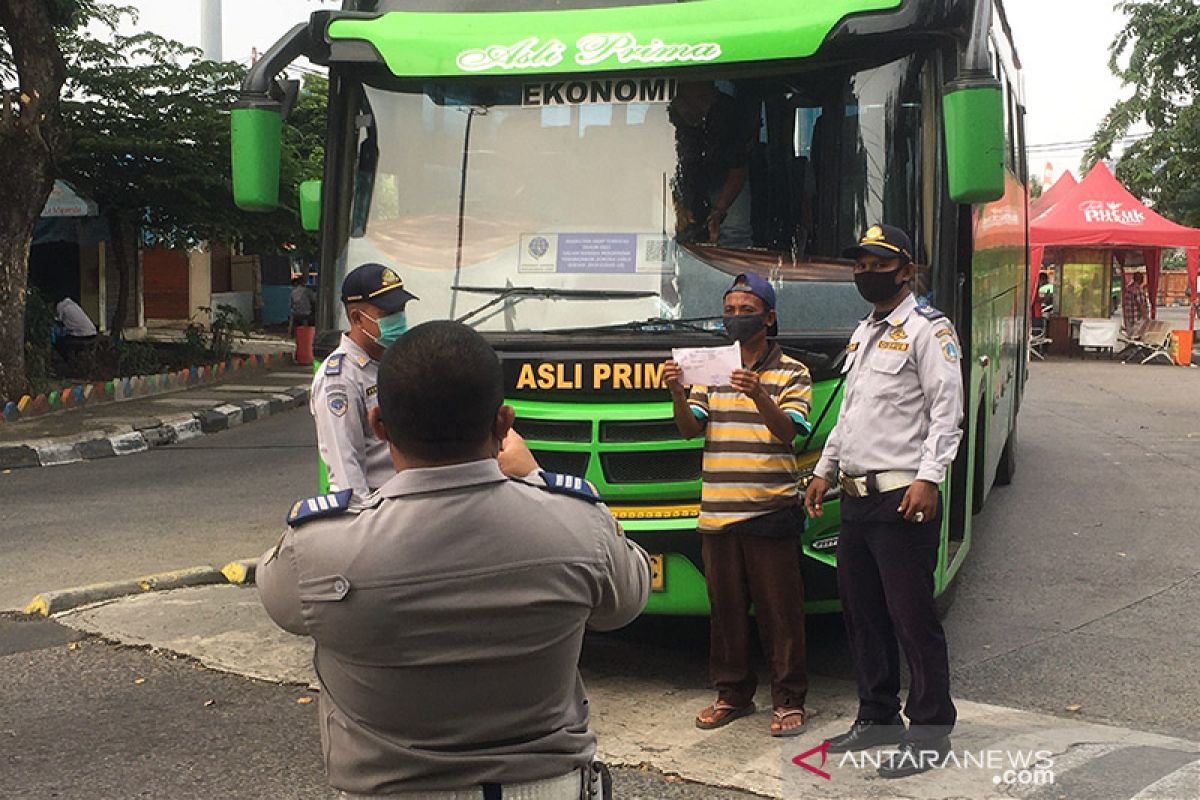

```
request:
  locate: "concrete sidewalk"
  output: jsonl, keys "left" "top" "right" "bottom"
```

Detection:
{"left": 54, "top": 584, "right": 1200, "bottom": 800}
{"left": 0, "top": 364, "right": 314, "bottom": 470}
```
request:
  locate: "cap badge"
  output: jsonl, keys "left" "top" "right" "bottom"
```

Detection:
{"left": 380, "top": 268, "right": 401, "bottom": 286}
{"left": 865, "top": 225, "right": 884, "bottom": 242}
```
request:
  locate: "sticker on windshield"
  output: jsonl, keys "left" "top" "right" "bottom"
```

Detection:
{"left": 522, "top": 78, "right": 676, "bottom": 107}
{"left": 520, "top": 233, "right": 671, "bottom": 274}
{"left": 456, "top": 33, "right": 722, "bottom": 73}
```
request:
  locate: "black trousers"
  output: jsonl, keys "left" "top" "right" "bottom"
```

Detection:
{"left": 837, "top": 487, "right": 956, "bottom": 742}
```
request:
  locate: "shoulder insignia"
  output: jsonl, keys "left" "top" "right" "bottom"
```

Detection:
{"left": 537, "top": 471, "right": 602, "bottom": 503}
{"left": 287, "top": 489, "right": 354, "bottom": 527}
{"left": 324, "top": 354, "right": 344, "bottom": 376}
{"left": 913, "top": 305, "right": 947, "bottom": 322}
{"left": 327, "top": 392, "right": 348, "bottom": 417}
{"left": 935, "top": 328, "right": 954, "bottom": 339}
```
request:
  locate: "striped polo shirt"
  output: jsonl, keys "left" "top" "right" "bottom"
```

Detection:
{"left": 687, "top": 344, "right": 812, "bottom": 532}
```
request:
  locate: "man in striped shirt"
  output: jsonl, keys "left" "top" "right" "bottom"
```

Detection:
{"left": 663, "top": 272, "right": 812, "bottom": 737}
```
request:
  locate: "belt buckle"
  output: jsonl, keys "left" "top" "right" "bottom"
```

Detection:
{"left": 839, "top": 474, "right": 866, "bottom": 498}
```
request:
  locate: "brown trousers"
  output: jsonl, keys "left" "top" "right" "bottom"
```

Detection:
{"left": 702, "top": 530, "right": 808, "bottom": 709}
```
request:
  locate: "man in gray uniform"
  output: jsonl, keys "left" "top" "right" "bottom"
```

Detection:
{"left": 310, "top": 263, "right": 416, "bottom": 498}
{"left": 259, "top": 320, "right": 651, "bottom": 799}
{"left": 803, "top": 224, "right": 964, "bottom": 778}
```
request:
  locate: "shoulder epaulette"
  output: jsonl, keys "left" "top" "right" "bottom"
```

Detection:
{"left": 287, "top": 489, "right": 354, "bottom": 526}
{"left": 536, "top": 471, "right": 602, "bottom": 503}
{"left": 324, "top": 354, "right": 344, "bottom": 376}
{"left": 913, "top": 305, "right": 947, "bottom": 322}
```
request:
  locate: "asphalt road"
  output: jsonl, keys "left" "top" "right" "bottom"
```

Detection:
{"left": 2, "top": 359, "right": 1199, "bottom": 796}
{"left": 0, "top": 411, "right": 316, "bottom": 611}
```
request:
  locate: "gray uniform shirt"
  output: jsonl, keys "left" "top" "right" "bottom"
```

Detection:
{"left": 815, "top": 293, "right": 964, "bottom": 484}
{"left": 309, "top": 334, "right": 393, "bottom": 497}
{"left": 256, "top": 459, "right": 651, "bottom": 794}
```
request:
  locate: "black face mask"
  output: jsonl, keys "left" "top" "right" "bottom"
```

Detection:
{"left": 722, "top": 313, "right": 767, "bottom": 343}
{"left": 854, "top": 268, "right": 907, "bottom": 304}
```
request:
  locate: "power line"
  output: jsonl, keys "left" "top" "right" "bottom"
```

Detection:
{"left": 1026, "top": 132, "right": 1153, "bottom": 152}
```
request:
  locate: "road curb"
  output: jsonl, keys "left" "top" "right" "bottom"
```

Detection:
{"left": 22, "top": 566, "right": 228, "bottom": 617}
{"left": 221, "top": 559, "right": 257, "bottom": 585}
{"left": 0, "top": 385, "right": 309, "bottom": 471}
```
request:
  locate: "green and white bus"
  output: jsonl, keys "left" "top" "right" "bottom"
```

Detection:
{"left": 233, "top": 0, "right": 1028, "bottom": 615}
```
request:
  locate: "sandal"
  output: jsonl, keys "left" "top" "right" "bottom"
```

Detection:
{"left": 695, "top": 701, "right": 755, "bottom": 730}
{"left": 770, "top": 707, "right": 807, "bottom": 737}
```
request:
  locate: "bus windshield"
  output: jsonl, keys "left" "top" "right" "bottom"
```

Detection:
{"left": 340, "top": 51, "right": 936, "bottom": 335}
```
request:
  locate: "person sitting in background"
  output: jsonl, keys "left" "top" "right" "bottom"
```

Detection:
{"left": 1122, "top": 272, "right": 1150, "bottom": 339}
{"left": 53, "top": 294, "right": 98, "bottom": 361}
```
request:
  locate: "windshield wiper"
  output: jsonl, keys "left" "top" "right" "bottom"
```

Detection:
{"left": 546, "top": 316, "right": 726, "bottom": 337}
{"left": 452, "top": 285, "right": 659, "bottom": 326}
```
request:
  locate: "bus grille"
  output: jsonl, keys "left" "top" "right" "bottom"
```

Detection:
{"left": 513, "top": 419, "right": 592, "bottom": 443}
{"left": 530, "top": 450, "right": 590, "bottom": 476}
{"left": 600, "top": 450, "right": 702, "bottom": 484}
{"left": 599, "top": 420, "right": 681, "bottom": 443}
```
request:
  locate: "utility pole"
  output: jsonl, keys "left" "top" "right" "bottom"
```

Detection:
{"left": 200, "top": 0, "right": 223, "bottom": 61}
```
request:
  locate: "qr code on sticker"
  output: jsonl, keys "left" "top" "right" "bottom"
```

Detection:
{"left": 644, "top": 238, "right": 668, "bottom": 263}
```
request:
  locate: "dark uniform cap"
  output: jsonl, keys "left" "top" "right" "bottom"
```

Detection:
{"left": 724, "top": 272, "right": 779, "bottom": 337}
{"left": 842, "top": 224, "right": 914, "bottom": 262}
{"left": 340, "top": 263, "right": 418, "bottom": 313}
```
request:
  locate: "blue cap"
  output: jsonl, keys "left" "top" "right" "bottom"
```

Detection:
{"left": 725, "top": 272, "right": 776, "bottom": 310}
{"left": 725, "top": 272, "right": 779, "bottom": 336}
{"left": 340, "top": 263, "right": 418, "bottom": 313}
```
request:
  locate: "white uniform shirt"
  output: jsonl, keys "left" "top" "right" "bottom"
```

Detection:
{"left": 56, "top": 298, "right": 98, "bottom": 337}
{"left": 310, "top": 334, "right": 393, "bottom": 497}
{"left": 815, "top": 293, "right": 964, "bottom": 485}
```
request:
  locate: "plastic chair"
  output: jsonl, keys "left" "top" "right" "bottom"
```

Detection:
{"left": 1132, "top": 321, "right": 1176, "bottom": 365}
{"left": 1029, "top": 320, "right": 1051, "bottom": 361}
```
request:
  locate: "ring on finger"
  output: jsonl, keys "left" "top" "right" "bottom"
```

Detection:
{"left": 914, "top": 511, "right": 925, "bottom": 522}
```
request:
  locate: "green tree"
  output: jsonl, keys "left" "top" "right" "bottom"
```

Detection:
{"left": 60, "top": 18, "right": 324, "bottom": 335}
{"left": 1087, "top": 0, "right": 1200, "bottom": 227}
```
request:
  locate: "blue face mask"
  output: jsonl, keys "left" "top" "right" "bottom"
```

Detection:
{"left": 363, "top": 311, "right": 407, "bottom": 348}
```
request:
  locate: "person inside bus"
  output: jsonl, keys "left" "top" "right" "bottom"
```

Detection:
{"left": 662, "top": 272, "right": 812, "bottom": 737}
{"left": 669, "top": 81, "right": 757, "bottom": 247}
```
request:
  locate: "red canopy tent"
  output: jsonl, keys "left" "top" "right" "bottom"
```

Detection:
{"left": 1030, "top": 171, "right": 1077, "bottom": 220}
{"left": 1031, "top": 162, "right": 1200, "bottom": 329}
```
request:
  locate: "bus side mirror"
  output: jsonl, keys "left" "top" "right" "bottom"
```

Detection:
{"left": 942, "top": 78, "right": 1006, "bottom": 205}
{"left": 299, "top": 179, "right": 322, "bottom": 231}
{"left": 232, "top": 107, "right": 284, "bottom": 211}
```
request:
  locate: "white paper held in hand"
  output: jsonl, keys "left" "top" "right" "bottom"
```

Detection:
{"left": 671, "top": 342, "right": 741, "bottom": 387}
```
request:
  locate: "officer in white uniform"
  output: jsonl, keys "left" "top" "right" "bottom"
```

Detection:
{"left": 804, "top": 224, "right": 964, "bottom": 778}
{"left": 259, "top": 321, "right": 649, "bottom": 799}
{"left": 310, "top": 263, "right": 416, "bottom": 498}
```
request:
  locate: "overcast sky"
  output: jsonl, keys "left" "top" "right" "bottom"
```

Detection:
{"left": 126, "top": 0, "right": 1136, "bottom": 183}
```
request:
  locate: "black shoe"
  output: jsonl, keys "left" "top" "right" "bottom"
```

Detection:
{"left": 877, "top": 736, "right": 952, "bottom": 778}
{"left": 824, "top": 716, "right": 906, "bottom": 753}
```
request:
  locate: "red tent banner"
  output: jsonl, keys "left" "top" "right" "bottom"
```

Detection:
{"left": 1030, "top": 171, "right": 1077, "bottom": 221}
{"left": 1030, "top": 162, "right": 1200, "bottom": 329}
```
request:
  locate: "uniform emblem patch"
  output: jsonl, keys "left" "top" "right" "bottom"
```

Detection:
{"left": 935, "top": 328, "right": 954, "bottom": 339}
{"left": 366, "top": 385, "right": 378, "bottom": 397}
{"left": 846, "top": 342, "right": 860, "bottom": 353}
{"left": 942, "top": 341, "right": 960, "bottom": 362}
{"left": 889, "top": 328, "right": 908, "bottom": 340}
{"left": 328, "top": 393, "right": 348, "bottom": 417}
{"left": 878, "top": 340, "right": 910, "bottom": 352}
{"left": 354, "top": 355, "right": 369, "bottom": 368}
